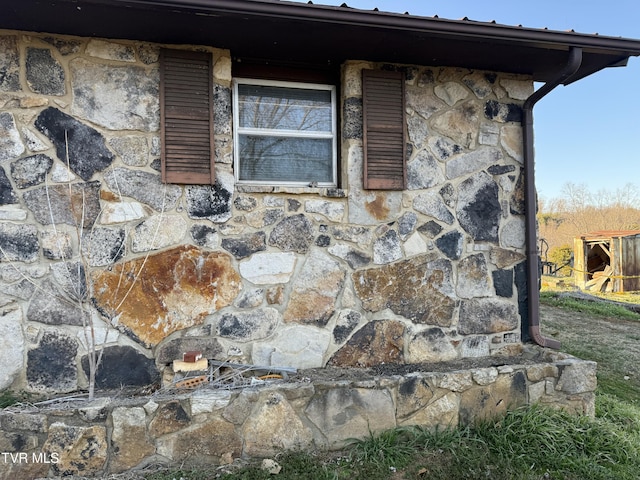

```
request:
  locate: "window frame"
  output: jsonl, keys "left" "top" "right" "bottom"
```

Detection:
{"left": 232, "top": 77, "right": 338, "bottom": 188}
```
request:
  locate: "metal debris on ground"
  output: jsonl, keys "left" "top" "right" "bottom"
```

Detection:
{"left": 165, "top": 359, "right": 297, "bottom": 392}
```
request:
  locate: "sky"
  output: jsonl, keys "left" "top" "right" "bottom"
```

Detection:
{"left": 291, "top": 0, "right": 640, "bottom": 203}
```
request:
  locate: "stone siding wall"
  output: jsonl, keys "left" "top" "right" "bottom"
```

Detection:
{"left": 0, "top": 350, "right": 596, "bottom": 479}
{"left": 1, "top": 30, "right": 533, "bottom": 395}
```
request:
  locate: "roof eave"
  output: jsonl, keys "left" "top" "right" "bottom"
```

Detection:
{"left": 4, "top": 0, "right": 640, "bottom": 83}
{"left": 109, "top": 0, "right": 640, "bottom": 51}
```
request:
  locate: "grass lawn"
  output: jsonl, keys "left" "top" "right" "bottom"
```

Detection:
{"left": 147, "top": 395, "right": 640, "bottom": 480}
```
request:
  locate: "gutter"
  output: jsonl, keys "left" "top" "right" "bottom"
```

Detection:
{"left": 522, "top": 46, "right": 583, "bottom": 349}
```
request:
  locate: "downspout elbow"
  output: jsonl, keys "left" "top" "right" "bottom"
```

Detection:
{"left": 522, "top": 47, "right": 582, "bottom": 349}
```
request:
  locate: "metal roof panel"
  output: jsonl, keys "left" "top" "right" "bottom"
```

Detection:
{"left": 3, "top": 0, "right": 640, "bottom": 83}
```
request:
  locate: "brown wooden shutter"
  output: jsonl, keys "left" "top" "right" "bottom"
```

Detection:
{"left": 160, "top": 49, "right": 215, "bottom": 184}
{"left": 362, "top": 69, "right": 406, "bottom": 190}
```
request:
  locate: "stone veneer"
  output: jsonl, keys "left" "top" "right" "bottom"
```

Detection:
{"left": 1, "top": 30, "right": 537, "bottom": 395}
{"left": 0, "top": 347, "right": 596, "bottom": 479}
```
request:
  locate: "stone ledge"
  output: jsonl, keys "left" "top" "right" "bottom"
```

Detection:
{"left": 0, "top": 346, "right": 596, "bottom": 479}
{"left": 235, "top": 185, "right": 348, "bottom": 197}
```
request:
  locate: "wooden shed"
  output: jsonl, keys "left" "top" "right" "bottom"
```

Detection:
{"left": 574, "top": 230, "right": 640, "bottom": 292}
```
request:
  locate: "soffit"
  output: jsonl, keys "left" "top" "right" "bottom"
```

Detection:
{"left": 4, "top": 0, "right": 640, "bottom": 83}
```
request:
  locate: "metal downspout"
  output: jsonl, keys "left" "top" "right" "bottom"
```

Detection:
{"left": 523, "top": 46, "right": 582, "bottom": 348}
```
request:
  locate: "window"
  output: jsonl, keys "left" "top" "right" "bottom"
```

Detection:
{"left": 233, "top": 78, "right": 337, "bottom": 187}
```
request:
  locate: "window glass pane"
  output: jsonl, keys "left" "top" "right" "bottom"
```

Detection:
{"left": 238, "top": 84, "right": 332, "bottom": 132}
{"left": 239, "top": 135, "right": 333, "bottom": 183}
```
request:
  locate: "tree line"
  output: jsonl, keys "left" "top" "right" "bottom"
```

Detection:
{"left": 537, "top": 183, "right": 640, "bottom": 274}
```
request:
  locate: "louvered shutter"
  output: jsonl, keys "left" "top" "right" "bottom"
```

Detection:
{"left": 160, "top": 49, "right": 215, "bottom": 184}
{"left": 362, "top": 70, "right": 406, "bottom": 190}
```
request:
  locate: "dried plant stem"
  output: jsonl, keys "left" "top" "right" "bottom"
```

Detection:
{"left": 3, "top": 130, "right": 167, "bottom": 402}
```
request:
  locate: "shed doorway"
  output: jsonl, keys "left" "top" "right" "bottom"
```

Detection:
{"left": 574, "top": 231, "right": 640, "bottom": 293}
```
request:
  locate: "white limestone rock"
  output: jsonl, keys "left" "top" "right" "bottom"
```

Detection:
{"left": 373, "top": 230, "right": 403, "bottom": 265}
{"left": 407, "top": 327, "right": 457, "bottom": 363}
{"left": 435, "top": 81, "right": 470, "bottom": 106}
{"left": 445, "top": 147, "right": 503, "bottom": 179}
{"left": 252, "top": 324, "right": 330, "bottom": 369}
{"left": 239, "top": 252, "right": 296, "bottom": 284}
{"left": 50, "top": 163, "right": 76, "bottom": 182}
{"left": 500, "top": 217, "right": 526, "bottom": 249}
{"left": 461, "top": 335, "right": 491, "bottom": 358}
{"left": 191, "top": 389, "right": 232, "bottom": 415}
{"left": 0, "top": 308, "right": 25, "bottom": 390}
{"left": 99, "top": 201, "right": 147, "bottom": 224}
{"left": 304, "top": 199, "right": 345, "bottom": 222}
{"left": 21, "top": 127, "right": 49, "bottom": 152}
{"left": 86, "top": 40, "right": 136, "bottom": 62}
{"left": 305, "top": 387, "right": 396, "bottom": 447}
{"left": 500, "top": 124, "right": 524, "bottom": 163}
{"left": 456, "top": 253, "right": 491, "bottom": 299}
{"left": 500, "top": 78, "right": 534, "bottom": 101}
{"left": 413, "top": 191, "right": 454, "bottom": 224}
{"left": 70, "top": 58, "right": 159, "bottom": 131}
{"left": 131, "top": 214, "right": 187, "bottom": 252}
{"left": 0, "top": 112, "right": 25, "bottom": 161}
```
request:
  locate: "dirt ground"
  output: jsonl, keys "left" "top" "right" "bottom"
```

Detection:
{"left": 540, "top": 302, "right": 640, "bottom": 383}
{"left": 541, "top": 303, "right": 640, "bottom": 354}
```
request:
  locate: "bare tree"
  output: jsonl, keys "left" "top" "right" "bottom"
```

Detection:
{"left": 538, "top": 182, "right": 640, "bottom": 255}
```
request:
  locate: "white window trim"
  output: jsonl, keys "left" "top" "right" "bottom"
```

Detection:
{"left": 233, "top": 77, "right": 338, "bottom": 188}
